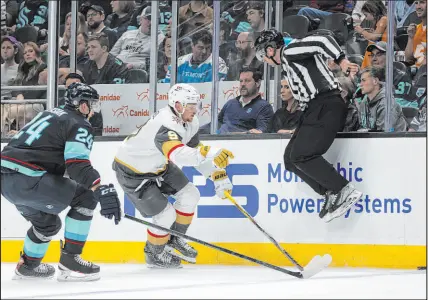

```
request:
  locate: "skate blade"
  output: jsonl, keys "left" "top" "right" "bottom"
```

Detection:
{"left": 301, "top": 254, "right": 332, "bottom": 279}
{"left": 165, "top": 245, "right": 197, "bottom": 264}
{"left": 57, "top": 265, "right": 100, "bottom": 282}
{"left": 146, "top": 263, "right": 183, "bottom": 269}
{"left": 12, "top": 272, "right": 55, "bottom": 280}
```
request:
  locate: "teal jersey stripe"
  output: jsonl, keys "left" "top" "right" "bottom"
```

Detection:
{"left": 23, "top": 235, "right": 49, "bottom": 258}
{"left": 1, "top": 159, "right": 46, "bottom": 177}
{"left": 64, "top": 141, "right": 90, "bottom": 161}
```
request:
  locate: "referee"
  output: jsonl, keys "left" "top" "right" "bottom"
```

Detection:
{"left": 254, "top": 29, "right": 362, "bottom": 223}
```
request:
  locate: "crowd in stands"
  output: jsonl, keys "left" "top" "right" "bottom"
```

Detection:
{"left": 1, "top": 0, "right": 427, "bottom": 137}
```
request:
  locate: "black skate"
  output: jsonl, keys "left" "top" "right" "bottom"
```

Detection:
{"left": 165, "top": 236, "right": 197, "bottom": 264}
{"left": 323, "top": 183, "right": 363, "bottom": 223}
{"left": 319, "top": 191, "right": 334, "bottom": 220}
{"left": 57, "top": 243, "right": 100, "bottom": 282}
{"left": 13, "top": 252, "right": 55, "bottom": 280}
{"left": 144, "top": 243, "right": 182, "bottom": 269}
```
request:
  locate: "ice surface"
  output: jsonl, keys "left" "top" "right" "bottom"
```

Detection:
{"left": 1, "top": 263, "right": 426, "bottom": 299}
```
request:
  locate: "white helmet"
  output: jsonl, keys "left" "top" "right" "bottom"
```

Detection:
{"left": 168, "top": 83, "right": 201, "bottom": 115}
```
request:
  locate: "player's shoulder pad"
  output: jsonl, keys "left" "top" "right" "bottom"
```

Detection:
{"left": 158, "top": 108, "right": 187, "bottom": 137}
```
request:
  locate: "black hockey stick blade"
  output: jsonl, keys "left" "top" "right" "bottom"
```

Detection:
{"left": 124, "top": 214, "right": 303, "bottom": 278}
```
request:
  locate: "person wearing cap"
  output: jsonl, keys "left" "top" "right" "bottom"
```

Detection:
{"left": 86, "top": 5, "right": 117, "bottom": 52}
{"left": 110, "top": 6, "right": 165, "bottom": 72}
{"left": 246, "top": 1, "right": 265, "bottom": 33}
{"left": 355, "top": 41, "right": 415, "bottom": 108}
{"left": 1, "top": 36, "right": 21, "bottom": 100}
{"left": 354, "top": 0, "right": 388, "bottom": 69}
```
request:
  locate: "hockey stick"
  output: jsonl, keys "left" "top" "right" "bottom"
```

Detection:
{"left": 124, "top": 214, "right": 331, "bottom": 279}
{"left": 224, "top": 191, "right": 304, "bottom": 271}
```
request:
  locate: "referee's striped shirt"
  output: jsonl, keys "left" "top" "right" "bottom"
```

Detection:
{"left": 281, "top": 35, "right": 345, "bottom": 110}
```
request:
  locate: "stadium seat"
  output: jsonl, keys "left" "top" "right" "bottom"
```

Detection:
{"left": 14, "top": 25, "right": 39, "bottom": 44}
{"left": 319, "top": 13, "right": 352, "bottom": 43}
{"left": 282, "top": 15, "right": 310, "bottom": 39}
{"left": 345, "top": 39, "right": 368, "bottom": 56}
{"left": 393, "top": 61, "right": 408, "bottom": 74}
{"left": 395, "top": 34, "right": 409, "bottom": 51}
{"left": 402, "top": 106, "right": 419, "bottom": 126}
{"left": 128, "top": 68, "right": 148, "bottom": 84}
{"left": 402, "top": 11, "right": 421, "bottom": 27}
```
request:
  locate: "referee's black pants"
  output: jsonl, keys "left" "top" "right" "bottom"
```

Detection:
{"left": 283, "top": 90, "right": 349, "bottom": 195}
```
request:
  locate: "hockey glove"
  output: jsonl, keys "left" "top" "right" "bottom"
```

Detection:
{"left": 211, "top": 169, "right": 233, "bottom": 199}
{"left": 199, "top": 145, "right": 234, "bottom": 169}
{"left": 94, "top": 184, "right": 122, "bottom": 225}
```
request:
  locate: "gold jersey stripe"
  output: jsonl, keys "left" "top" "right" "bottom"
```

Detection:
{"left": 162, "top": 140, "right": 183, "bottom": 157}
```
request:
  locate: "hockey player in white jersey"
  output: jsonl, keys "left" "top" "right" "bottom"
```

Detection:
{"left": 113, "top": 83, "right": 234, "bottom": 268}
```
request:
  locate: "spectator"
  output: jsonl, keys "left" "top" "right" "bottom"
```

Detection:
{"left": 58, "top": 32, "right": 90, "bottom": 71}
{"left": 222, "top": 0, "right": 252, "bottom": 39}
{"left": 110, "top": 6, "right": 165, "bottom": 71}
{"left": 82, "top": 33, "right": 131, "bottom": 85}
{"left": 369, "top": 41, "right": 417, "bottom": 108}
{"left": 9, "top": 42, "right": 46, "bottom": 100}
{"left": 395, "top": 0, "right": 416, "bottom": 28}
{"left": 162, "top": 29, "right": 228, "bottom": 83}
{"left": 354, "top": 0, "right": 388, "bottom": 69}
{"left": 268, "top": 76, "right": 302, "bottom": 134}
{"left": 159, "top": 34, "right": 172, "bottom": 66}
{"left": 38, "top": 32, "right": 90, "bottom": 87}
{"left": 355, "top": 67, "right": 407, "bottom": 132}
{"left": 45, "top": 11, "right": 87, "bottom": 56}
{"left": 1, "top": 36, "right": 21, "bottom": 100}
{"left": 128, "top": 0, "right": 172, "bottom": 36}
{"left": 405, "top": 0, "right": 427, "bottom": 68}
{"left": 105, "top": 0, "right": 137, "bottom": 39}
{"left": 218, "top": 67, "right": 273, "bottom": 134}
{"left": 178, "top": 0, "right": 213, "bottom": 38}
{"left": 219, "top": 20, "right": 237, "bottom": 65}
{"left": 297, "top": 0, "right": 346, "bottom": 21}
{"left": 246, "top": 1, "right": 265, "bottom": 33}
{"left": 2, "top": 41, "right": 45, "bottom": 136}
{"left": 227, "top": 31, "right": 262, "bottom": 81}
{"left": 86, "top": 5, "right": 118, "bottom": 51}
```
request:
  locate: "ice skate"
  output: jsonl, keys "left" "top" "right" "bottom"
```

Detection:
{"left": 319, "top": 191, "right": 334, "bottom": 219}
{"left": 165, "top": 236, "right": 198, "bottom": 264}
{"left": 323, "top": 183, "right": 363, "bottom": 222}
{"left": 145, "top": 243, "right": 182, "bottom": 269}
{"left": 13, "top": 252, "right": 55, "bottom": 280}
{"left": 57, "top": 243, "right": 100, "bottom": 282}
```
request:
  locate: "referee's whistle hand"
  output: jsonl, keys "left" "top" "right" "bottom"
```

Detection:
{"left": 339, "top": 59, "right": 359, "bottom": 75}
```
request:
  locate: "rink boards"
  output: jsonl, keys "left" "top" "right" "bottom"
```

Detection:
{"left": 1, "top": 137, "right": 426, "bottom": 268}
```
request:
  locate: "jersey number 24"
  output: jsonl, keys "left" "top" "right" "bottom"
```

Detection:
{"left": 13, "top": 112, "right": 53, "bottom": 146}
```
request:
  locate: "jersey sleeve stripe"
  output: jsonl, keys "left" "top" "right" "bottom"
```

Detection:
{"left": 65, "top": 159, "right": 90, "bottom": 164}
{"left": 162, "top": 141, "right": 184, "bottom": 159}
{"left": 64, "top": 141, "right": 90, "bottom": 160}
